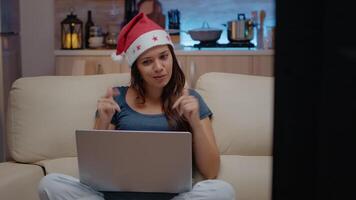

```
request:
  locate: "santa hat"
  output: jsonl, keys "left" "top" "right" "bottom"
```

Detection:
{"left": 111, "top": 12, "right": 173, "bottom": 67}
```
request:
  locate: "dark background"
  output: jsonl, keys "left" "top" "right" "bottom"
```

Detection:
{"left": 272, "top": 0, "right": 356, "bottom": 199}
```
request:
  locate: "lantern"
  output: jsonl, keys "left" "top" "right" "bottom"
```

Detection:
{"left": 61, "top": 12, "right": 83, "bottom": 50}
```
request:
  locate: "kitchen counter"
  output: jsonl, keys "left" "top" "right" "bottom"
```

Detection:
{"left": 55, "top": 46, "right": 274, "bottom": 78}
{"left": 54, "top": 47, "right": 274, "bottom": 56}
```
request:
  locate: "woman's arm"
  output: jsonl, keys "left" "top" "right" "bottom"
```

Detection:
{"left": 172, "top": 89, "right": 220, "bottom": 179}
{"left": 190, "top": 117, "right": 220, "bottom": 179}
{"left": 94, "top": 117, "right": 116, "bottom": 130}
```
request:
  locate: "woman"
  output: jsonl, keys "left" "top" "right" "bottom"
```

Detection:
{"left": 38, "top": 13, "right": 235, "bottom": 200}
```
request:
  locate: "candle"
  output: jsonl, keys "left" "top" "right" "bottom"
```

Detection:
{"left": 65, "top": 33, "right": 71, "bottom": 49}
{"left": 71, "top": 33, "right": 79, "bottom": 49}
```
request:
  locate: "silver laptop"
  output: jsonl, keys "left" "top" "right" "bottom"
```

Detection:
{"left": 75, "top": 129, "right": 192, "bottom": 193}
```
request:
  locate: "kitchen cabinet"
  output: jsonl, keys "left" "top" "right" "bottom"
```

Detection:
{"left": 184, "top": 55, "right": 273, "bottom": 88}
{"left": 113, "top": 55, "right": 188, "bottom": 74}
{"left": 55, "top": 55, "right": 189, "bottom": 76}
{"left": 185, "top": 55, "right": 252, "bottom": 88}
{"left": 55, "top": 56, "right": 121, "bottom": 75}
{"left": 252, "top": 55, "right": 274, "bottom": 76}
{"left": 55, "top": 51, "right": 274, "bottom": 88}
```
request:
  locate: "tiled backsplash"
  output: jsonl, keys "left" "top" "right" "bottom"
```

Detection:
{"left": 162, "top": 0, "right": 275, "bottom": 46}
{"left": 54, "top": 0, "right": 275, "bottom": 49}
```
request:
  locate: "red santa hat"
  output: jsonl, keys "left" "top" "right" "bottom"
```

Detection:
{"left": 111, "top": 12, "right": 173, "bottom": 67}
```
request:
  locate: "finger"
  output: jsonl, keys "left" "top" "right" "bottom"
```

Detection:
{"left": 104, "top": 87, "right": 114, "bottom": 99}
{"left": 182, "top": 104, "right": 198, "bottom": 119}
{"left": 104, "top": 98, "right": 120, "bottom": 113}
{"left": 98, "top": 105, "right": 112, "bottom": 114}
{"left": 181, "top": 97, "right": 199, "bottom": 112}
{"left": 114, "top": 102, "right": 121, "bottom": 112}
{"left": 172, "top": 89, "right": 190, "bottom": 109}
{"left": 98, "top": 98, "right": 116, "bottom": 105}
{"left": 102, "top": 102, "right": 120, "bottom": 113}
{"left": 172, "top": 95, "right": 185, "bottom": 109}
{"left": 176, "top": 104, "right": 183, "bottom": 116}
{"left": 179, "top": 97, "right": 197, "bottom": 108}
{"left": 183, "top": 88, "right": 189, "bottom": 96}
{"left": 182, "top": 103, "right": 198, "bottom": 112}
{"left": 97, "top": 104, "right": 103, "bottom": 112}
{"left": 101, "top": 104, "right": 114, "bottom": 111}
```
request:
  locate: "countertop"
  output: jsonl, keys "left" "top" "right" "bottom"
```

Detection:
{"left": 54, "top": 46, "right": 274, "bottom": 56}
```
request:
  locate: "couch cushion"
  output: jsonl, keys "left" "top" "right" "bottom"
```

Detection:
{"left": 0, "top": 162, "right": 44, "bottom": 200}
{"left": 195, "top": 72, "right": 274, "bottom": 156}
{"left": 34, "top": 156, "right": 272, "bottom": 200}
{"left": 36, "top": 157, "right": 79, "bottom": 178}
{"left": 218, "top": 155, "right": 272, "bottom": 200}
{"left": 7, "top": 73, "right": 130, "bottom": 163}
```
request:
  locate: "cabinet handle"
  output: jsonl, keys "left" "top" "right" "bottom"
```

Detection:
{"left": 189, "top": 61, "right": 196, "bottom": 88}
{"left": 96, "top": 64, "right": 104, "bottom": 74}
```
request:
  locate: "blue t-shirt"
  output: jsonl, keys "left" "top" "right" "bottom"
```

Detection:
{"left": 110, "top": 86, "right": 212, "bottom": 131}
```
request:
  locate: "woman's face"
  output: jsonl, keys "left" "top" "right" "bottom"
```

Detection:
{"left": 136, "top": 45, "right": 173, "bottom": 89}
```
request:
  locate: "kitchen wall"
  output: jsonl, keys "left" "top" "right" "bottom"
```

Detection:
{"left": 1, "top": 0, "right": 22, "bottom": 161}
{"left": 20, "top": 0, "right": 55, "bottom": 76}
{"left": 54, "top": 0, "right": 275, "bottom": 48}
{"left": 0, "top": 40, "right": 4, "bottom": 161}
{"left": 22, "top": 0, "right": 275, "bottom": 77}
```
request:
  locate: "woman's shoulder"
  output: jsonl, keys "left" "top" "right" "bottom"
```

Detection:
{"left": 188, "top": 88, "right": 202, "bottom": 98}
{"left": 112, "top": 86, "right": 129, "bottom": 97}
{"left": 113, "top": 86, "right": 129, "bottom": 93}
{"left": 187, "top": 88, "right": 212, "bottom": 119}
{"left": 112, "top": 86, "right": 129, "bottom": 105}
{"left": 187, "top": 88, "right": 207, "bottom": 104}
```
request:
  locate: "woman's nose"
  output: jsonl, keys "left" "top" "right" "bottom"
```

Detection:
{"left": 153, "top": 59, "right": 164, "bottom": 72}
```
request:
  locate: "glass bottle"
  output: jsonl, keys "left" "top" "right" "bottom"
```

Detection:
{"left": 85, "top": 10, "right": 94, "bottom": 48}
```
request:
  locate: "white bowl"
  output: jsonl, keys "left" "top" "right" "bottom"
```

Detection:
{"left": 89, "top": 36, "right": 104, "bottom": 46}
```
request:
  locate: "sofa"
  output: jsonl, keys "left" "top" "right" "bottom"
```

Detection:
{"left": 0, "top": 72, "right": 273, "bottom": 200}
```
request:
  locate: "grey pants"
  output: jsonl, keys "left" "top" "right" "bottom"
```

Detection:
{"left": 38, "top": 173, "right": 235, "bottom": 200}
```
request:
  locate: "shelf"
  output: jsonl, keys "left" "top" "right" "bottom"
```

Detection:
{"left": 54, "top": 48, "right": 274, "bottom": 56}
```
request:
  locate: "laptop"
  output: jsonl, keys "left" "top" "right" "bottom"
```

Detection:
{"left": 75, "top": 129, "right": 192, "bottom": 193}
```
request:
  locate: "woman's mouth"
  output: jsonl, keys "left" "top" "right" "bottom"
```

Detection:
{"left": 153, "top": 75, "right": 166, "bottom": 80}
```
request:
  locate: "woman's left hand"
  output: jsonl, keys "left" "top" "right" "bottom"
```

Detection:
{"left": 172, "top": 89, "right": 200, "bottom": 127}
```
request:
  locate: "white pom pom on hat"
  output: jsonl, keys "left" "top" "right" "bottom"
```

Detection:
{"left": 111, "top": 52, "right": 125, "bottom": 63}
{"left": 112, "top": 12, "right": 173, "bottom": 67}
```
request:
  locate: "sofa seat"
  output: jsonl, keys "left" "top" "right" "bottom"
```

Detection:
{"left": 0, "top": 162, "right": 44, "bottom": 200}
{"left": 218, "top": 155, "right": 272, "bottom": 200}
{"left": 35, "top": 155, "right": 271, "bottom": 200}
{"left": 36, "top": 157, "right": 79, "bottom": 178}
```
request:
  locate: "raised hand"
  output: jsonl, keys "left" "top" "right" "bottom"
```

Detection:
{"left": 172, "top": 88, "right": 200, "bottom": 127}
{"left": 96, "top": 87, "right": 121, "bottom": 124}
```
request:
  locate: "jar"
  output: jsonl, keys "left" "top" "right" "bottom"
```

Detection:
{"left": 105, "top": 32, "right": 118, "bottom": 48}
{"left": 89, "top": 26, "right": 102, "bottom": 37}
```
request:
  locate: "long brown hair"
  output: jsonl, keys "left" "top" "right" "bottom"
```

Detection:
{"left": 130, "top": 45, "right": 192, "bottom": 132}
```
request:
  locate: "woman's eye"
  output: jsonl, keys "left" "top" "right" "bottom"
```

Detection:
{"left": 160, "top": 54, "right": 168, "bottom": 60}
{"left": 142, "top": 60, "right": 152, "bottom": 65}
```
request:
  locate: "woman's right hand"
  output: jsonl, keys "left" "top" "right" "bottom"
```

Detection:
{"left": 96, "top": 87, "right": 121, "bottom": 125}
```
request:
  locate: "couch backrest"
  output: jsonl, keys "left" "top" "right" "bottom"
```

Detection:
{"left": 195, "top": 72, "right": 274, "bottom": 156}
{"left": 7, "top": 72, "right": 273, "bottom": 163}
{"left": 7, "top": 73, "right": 130, "bottom": 163}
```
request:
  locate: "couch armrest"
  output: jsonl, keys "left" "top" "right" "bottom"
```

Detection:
{"left": 0, "top": 162, "right": 44, "bottom": 200}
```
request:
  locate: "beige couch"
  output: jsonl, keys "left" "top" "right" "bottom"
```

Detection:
{"left": 0, "top": 72, "right": 273, "bottom": 200}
